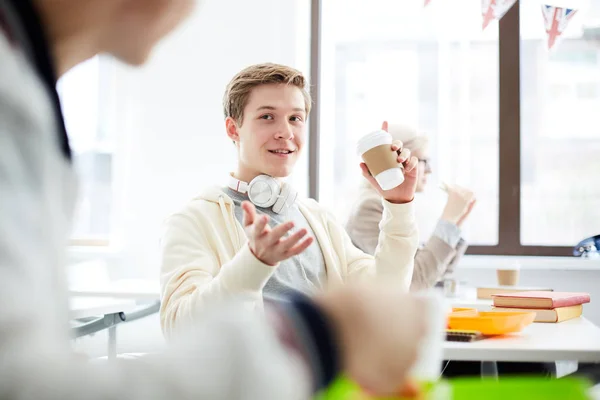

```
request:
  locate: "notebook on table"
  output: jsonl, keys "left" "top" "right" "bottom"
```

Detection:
{"left": 491, "top": 304, "right": 583, "bottom": 323}
{"left": 492, "top": 291, "right": 590, "bottom": 309}
{"left": 446, "top": 329, "right": 484, "bottom": 342}
{"left": 476, "top": 286, "right": 553, "bottom": 300}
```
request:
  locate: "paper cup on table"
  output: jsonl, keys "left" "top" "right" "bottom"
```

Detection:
{"left": 409, "top": 291, "right": 448, "bottom": 383}
{"left": 497, "top": 263, "right": 520, "bottom": 286}
{"left": 356, "top": 130, "right": 404, "bottom": 191}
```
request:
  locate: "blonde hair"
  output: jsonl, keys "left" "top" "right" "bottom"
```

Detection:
{"left": 223, "top": 63, "right": 312, "bottom": 125}
{"left": 387, "top": 123, "right": 429, "bottom": 154}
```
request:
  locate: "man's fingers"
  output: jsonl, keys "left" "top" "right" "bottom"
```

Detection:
{"left": 403, "top": 156, "right": 419, "bottom": 173}
{"left": 253, "top": 214, "right": 270, "bottom": 237}
{"left": 285, "top": 237, "right": 314, "bottom": 257}
{"left": 279, "top": 228, "right": 308, "bottom": 252}
{"left": 397, "top": 148, "right": 411, "bottom": 164}
{"left": 391, "top": 140, "right": 404, "bottom": 153}
{"left": 242, "top": 201, "right": 257, "bottom": 227}
{"left": 264, "top": 221, "right": 295, "bottom": 246}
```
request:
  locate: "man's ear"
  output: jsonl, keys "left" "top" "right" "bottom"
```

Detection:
{"left": 225, "top": 117, "right": 240, "bottom": 143}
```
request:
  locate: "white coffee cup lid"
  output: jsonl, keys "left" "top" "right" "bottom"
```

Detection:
{"left": 375, "top": 167, "right": 404, "bottom": 191}
{"left": 356, "top": 130, "right": 392, "bottom": 156}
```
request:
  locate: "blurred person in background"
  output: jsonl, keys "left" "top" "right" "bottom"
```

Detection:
{"left": 346, "top": 123, "right": 558, "bottom": 378}
{"left": 346, "top": 123, "right": 476, "bottom": 291}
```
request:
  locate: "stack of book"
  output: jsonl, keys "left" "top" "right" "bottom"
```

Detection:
{"left": 476, "top": 286, "right": 553, "bottom": 300}
{"left": 491, "top": 291, "right": 590, "bottom": 323}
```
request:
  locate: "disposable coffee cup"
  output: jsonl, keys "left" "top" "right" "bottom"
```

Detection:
{"left": 497, "top": 264, "right": 520, "bottom": 286}
{"left": 409, "top": 291, "right": 447, "bottom": 383}
{"left": 356, "top": 130, "right": 404, "bottom": 191}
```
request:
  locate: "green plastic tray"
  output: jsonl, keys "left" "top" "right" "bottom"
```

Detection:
{"left": 316, "top": 375, "right": 592, "bottom": 400}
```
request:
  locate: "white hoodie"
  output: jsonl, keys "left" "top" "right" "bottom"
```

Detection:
{"left": 160, "top": 186, "right": 419, "bottom": 337}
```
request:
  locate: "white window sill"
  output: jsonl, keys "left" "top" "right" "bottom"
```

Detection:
{"left": 67, "top": 245, "right": 123, "bottom": 264}
{"left": 67, "top": 248, "right": 600, "bottom": 271}
{"left": 459, "top": 255, "right": 600, "bottom": 271}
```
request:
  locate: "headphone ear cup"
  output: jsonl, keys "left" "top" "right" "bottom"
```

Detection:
{"left": 248, "top": 175, "right": 280, "bottom": 208}
{"left": 272, "top": 183, "right": 297, "bottom": 214}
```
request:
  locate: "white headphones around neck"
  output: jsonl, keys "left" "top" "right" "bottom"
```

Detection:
{"left": 228, "top": 174, "right": 298, "bottom": 214}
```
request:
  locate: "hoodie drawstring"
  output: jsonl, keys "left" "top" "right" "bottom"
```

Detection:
{"left": 218, "top": 195, "right": 241, "bottom": 249}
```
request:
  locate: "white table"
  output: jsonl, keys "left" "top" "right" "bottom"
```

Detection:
{"left": 69, "top": 296, "right": 137, "bottom": 319}
{"left": 447, "top": 296, "right": 594, "bottom": 377}
{"left": 70, "top": 280, "right": 161, "bottom": 360}
{"left": 444, "top": 317, "right": 600, "bottom": 363}
{"left": 70, "top": 296, "right": 137, "bottom": 360}
{"left": 70, "top": 279, "right": 161, "bottom": 324}
{"left": 69, "top": 279, "right": 160, "bottom": 301}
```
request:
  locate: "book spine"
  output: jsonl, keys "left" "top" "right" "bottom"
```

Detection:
{"left": 552, "top": 295, "right": 591, "bottom": 308}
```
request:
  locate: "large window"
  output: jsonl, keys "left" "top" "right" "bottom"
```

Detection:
{"left": 312, "top": 0, "right": 600, "bottom": 255}
{"left": 58, "top": 57, "right": 115, "bottom": 246}
{"left": 317, "top": 0, "right": 499, "bottom": 245}
{"left": 520, "top": 1, "right": 600, "bottom": 247}
{"left": 57, "top": 1, "right": 313, "bottom": 252}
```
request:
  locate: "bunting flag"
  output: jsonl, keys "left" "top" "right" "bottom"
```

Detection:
{"left": 542, "top": 5, "right": 578, "bottom": 50}
{"left": 481, "top": 0, "right": 518, "bottom": 30}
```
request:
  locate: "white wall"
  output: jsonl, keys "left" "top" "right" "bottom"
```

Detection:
{"left": 105, "top": 0, "right": 310, "bottom": 279}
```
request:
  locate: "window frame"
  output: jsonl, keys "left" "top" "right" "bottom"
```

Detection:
{"left": 308, "top": 0, "right": 573, "bottom": 256}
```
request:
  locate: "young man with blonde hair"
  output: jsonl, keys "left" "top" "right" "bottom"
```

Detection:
{"left": 160, "top": 63, "right": 421, "bottom": 332}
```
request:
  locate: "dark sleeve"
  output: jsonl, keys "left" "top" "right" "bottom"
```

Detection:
{"left": 267, "top": 295, "right": 341, "bottom": 392}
